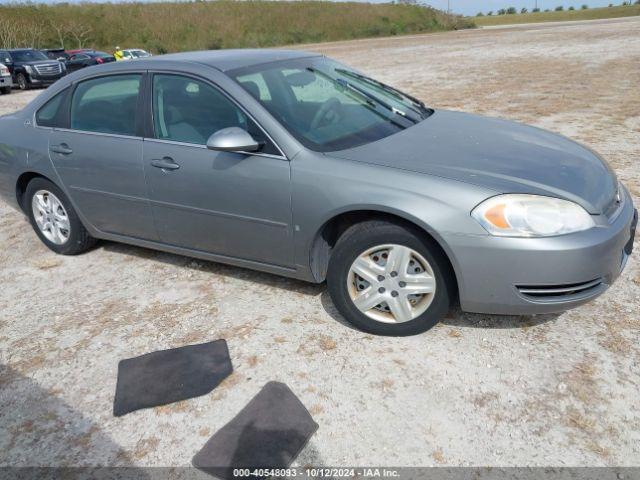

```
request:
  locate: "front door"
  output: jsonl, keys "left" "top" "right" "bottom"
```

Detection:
{"left": 49, "top": 73, "right": 157, "bottom": 240}
{"left": 143, "top": 73, "right": 294, "bottom": 267}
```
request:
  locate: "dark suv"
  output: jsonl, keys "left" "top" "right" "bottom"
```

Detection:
{"left": 0, "top": 48, "right": 66, "bottom": 90}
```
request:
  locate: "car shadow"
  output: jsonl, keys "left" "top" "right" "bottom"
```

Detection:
{"left": 100, "top": 241, "right": 324, "bottom": 297}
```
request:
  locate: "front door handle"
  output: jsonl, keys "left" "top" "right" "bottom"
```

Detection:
{"left": 50, "top": 143, "right": 73, "bottom": 155}
{"left": 150, "top": 157, "right": 180, "bottom": 171}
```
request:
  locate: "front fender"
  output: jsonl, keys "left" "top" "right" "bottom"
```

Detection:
{"left": 291, "top": 151, "right": 495, "bottom": 287}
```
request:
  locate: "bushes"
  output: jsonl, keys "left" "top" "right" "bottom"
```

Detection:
{"left": 555, "top": 5, "right": 564, "bottom": 10}
{"left": 0, "top": 1, "right": 474, "bottom": 52}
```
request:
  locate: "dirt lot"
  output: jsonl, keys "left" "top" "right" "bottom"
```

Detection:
{"left": 1, "top": 17, "right": 639, "bottom": 468}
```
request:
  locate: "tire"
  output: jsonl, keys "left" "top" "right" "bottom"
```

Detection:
{"left": 25, "top": 178, "right": 96, "bottom": 255}
{"left": 16, "top": 72, "right": 29, "bottom": 90}
{"left": 0, "top": 86, "right": 11, "bottom": 95}
{"left": 327, "top": 220, "right": 454, "bottom": 336}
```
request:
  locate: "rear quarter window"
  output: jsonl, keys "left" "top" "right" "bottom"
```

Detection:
{"left": 35, "top": 89, "right": 69, "bottom": 128}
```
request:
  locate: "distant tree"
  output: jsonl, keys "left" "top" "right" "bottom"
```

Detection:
{"left": 476, "top": 11, "right": 485, "bottom": 16}
{"left": 608, "top": 3, "right": 613, "bottom": 6}
{"left": 497, "top": 8, "right": 506, "bottom": 14}
{"left": 568, "top": 5, "right": 575, "bottom": 9}
{"left": 532, "top": 7, "right": 541, "bottom": 11}
{"left": 581, "top": 4, "right": 589, "bottom": 8}
{"left": 487, "top": 10, "right": 494, "bottom": 15}
{"left": 555, "top": 5, "right": 564, "bottom": 10}
{"left": 506, "top": 6, "right": 517, "bottom": 13}
{"left": 521, "top": 7, "right": 528, "bottom": 13}
{"left": 544, "top": 8, "right": 551, "bottom": 11}
{"left": 621, "top": 1, "right": 630, "bottom": 4}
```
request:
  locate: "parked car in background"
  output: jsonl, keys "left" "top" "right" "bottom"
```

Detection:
{"left": 0, "top": 49, "right": 66, "bottom": 90}
{"left": 119, "top": 49, "right": 152, "bottom": 60}
{"left": 65, "top": 51, "right": 116, "bottom": 73}
{"left": 0, "top": 50, "right": 635, "bottom": 336}
{"left": 0, "top": 63, "right": 12, "bottom": 94}
{"left": 42, "top": 48, "right": 70, "bottom": 62}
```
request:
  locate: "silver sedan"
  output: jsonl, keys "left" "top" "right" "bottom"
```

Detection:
{"left": 0, "top": 49, "right": 636, "bottom": 335}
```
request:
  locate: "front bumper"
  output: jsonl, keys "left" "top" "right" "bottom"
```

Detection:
{"left": 448, "top": 188, "right": 636, "bottom": 315}
{"left": 26, "top": 71, "right": 66, "bottom": 86}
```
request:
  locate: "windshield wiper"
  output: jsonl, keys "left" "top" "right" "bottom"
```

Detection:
{"left": 335, "top": 68, "right": 432, "bottom": 119}
{"left": 307, "top": 67, "right": 418, "bottom": 125}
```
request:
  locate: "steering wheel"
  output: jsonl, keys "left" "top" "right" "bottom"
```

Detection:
{"left": 310, "top": 97, "right": 343, "bottom": 131}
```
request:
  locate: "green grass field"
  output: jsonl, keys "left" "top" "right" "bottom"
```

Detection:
{"left": 473, "top": 4, "right": 640, "bottom": 26}
{"left": 0, "top": 1, "right": 473, "bottom": 54}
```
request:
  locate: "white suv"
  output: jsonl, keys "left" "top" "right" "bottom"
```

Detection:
{"left": 0, "top": 63, "right": 12, "bottom": 94}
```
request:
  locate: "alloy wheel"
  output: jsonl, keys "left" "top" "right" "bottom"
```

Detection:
{"left": 347, "top": 243, "right": 436, "bottom": 323}
{"left": 31, "top": 190, "right": 71, "bottom": 245}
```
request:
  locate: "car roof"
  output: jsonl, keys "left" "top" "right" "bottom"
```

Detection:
{"left": 150, "top": 49, "right": 319, "bottom": 72}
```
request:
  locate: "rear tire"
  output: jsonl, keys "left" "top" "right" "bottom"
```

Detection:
{"left": 327, "top": 220, "right": 453, "bottom": 336}
{"left": 25, "top": 178, "right": 96, "bottom": 255}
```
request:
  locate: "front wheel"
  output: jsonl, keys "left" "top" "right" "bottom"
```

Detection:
{"left": 327, "top": 220, "right": 453, "bottom": 336}
{"left": 0, "top": 86, "right": 11, "bottom": 95}
{"left": 16, "top": 73, "right": 28, "bottom": 90}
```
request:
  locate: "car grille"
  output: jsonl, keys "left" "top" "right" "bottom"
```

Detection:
{"left": 516, "top": 278, "right": 604, "bottom": 301}
{"left": 34, "top": 63, "right": 62, "bottom": 76}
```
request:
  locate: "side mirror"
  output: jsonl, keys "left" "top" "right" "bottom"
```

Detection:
{"left": 206, "top": 127, "right": 260, "bottom": 153}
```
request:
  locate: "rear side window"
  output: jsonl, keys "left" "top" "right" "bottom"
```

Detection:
{"left": 71, "top": 74, "right": 141, "bottom": 136}
{"left": 36, "top": 89, "right": 68, "bottom": 128}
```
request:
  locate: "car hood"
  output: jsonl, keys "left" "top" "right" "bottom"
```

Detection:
{"left": 332, "top": 110, "right": 618, "bottom": 214}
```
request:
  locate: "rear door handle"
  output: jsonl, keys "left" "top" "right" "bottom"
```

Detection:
{"left": 150, "top": 157, "right": 180, "bottom": 171}
{"left": 50, "top": 144, "right": 73, "bottom": 155}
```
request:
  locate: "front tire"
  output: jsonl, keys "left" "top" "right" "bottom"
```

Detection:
{"left": 16, "top": 73, "right": 29, "bottom": 90}
{"left": 0, "top": 86, "right": 11, "bottom": 95}
{"left": 25, "top": 178, "right": 96, "bottom": 255}
{"left": 327, "top": 220, "right": 453, "bottom": 336}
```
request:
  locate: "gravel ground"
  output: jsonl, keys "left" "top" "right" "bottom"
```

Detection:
{"left": 1, "top": 17, "right": 639, "bottom": 469}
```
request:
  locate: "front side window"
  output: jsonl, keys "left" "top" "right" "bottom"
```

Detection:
{"left": 231, "top": 58, "right": 431, "bottom": 152}
{"left": 152, "top": 74, "right": 278, "bottom": 154}
{"left": 71, "top": 74, "right": 141, "bottom": 136}
{"left": 36, "top": 89, "right": 68, "bottom": 128}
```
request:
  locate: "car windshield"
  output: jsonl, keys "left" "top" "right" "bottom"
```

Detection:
{"left": 230, "top": 57, "right": 432, "bottom": 152}
{"left": 131, "top": 50, "right": 149, "bottom": 58}
{"left": 12, "top": 50, "right": 48, "bottom": 62}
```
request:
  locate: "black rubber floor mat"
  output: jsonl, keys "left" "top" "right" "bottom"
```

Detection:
{"left": 192, "top": 381, "right": 318, "bottom": 478}
{"left": 113, "top": 339, "right": 233, "bottom": 417}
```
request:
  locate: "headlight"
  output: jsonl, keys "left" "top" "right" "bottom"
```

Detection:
{"left": 25, "top": 65, "right": 33, "bottom": 74}
{"left": 471, "top": 194, "right": 595, "bottom": 237}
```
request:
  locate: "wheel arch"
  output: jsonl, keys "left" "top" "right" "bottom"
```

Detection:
{"left": 16, "top": 171, "right": 55, "bottom": 212}
{"left": 308, "top": 207, "right": 461, "bottom": 295}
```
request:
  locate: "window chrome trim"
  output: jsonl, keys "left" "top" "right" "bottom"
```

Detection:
{"left": 50, "top": 127, "right": 141, "bottom": 141}
{"left": 143, "top": 137, "right": 287, "bottom": 160}
{"left": 147, "top": 70, "right": 288, "bottom": 160}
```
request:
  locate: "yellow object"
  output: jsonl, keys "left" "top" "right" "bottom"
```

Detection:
{"left": 114, "top": 48, "right": 124, "bottom": 61}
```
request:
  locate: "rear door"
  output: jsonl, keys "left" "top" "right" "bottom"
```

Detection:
{"left": 142, "top": 72, "right": 294, "bottom": 267}
{"left": 48, "top": 72, "right": 158, "bottom": 240}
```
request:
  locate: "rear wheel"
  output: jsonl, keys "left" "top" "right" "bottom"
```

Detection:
{"left": 327, "top": 220, "right": 453, "bottom": 336}
{"left": 25, "top": 178, "right": 96, "bottom": 255}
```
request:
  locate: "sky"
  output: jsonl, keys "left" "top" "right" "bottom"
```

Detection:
{"left": 0, "top": 0, "right": 626, "bottom": 16}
